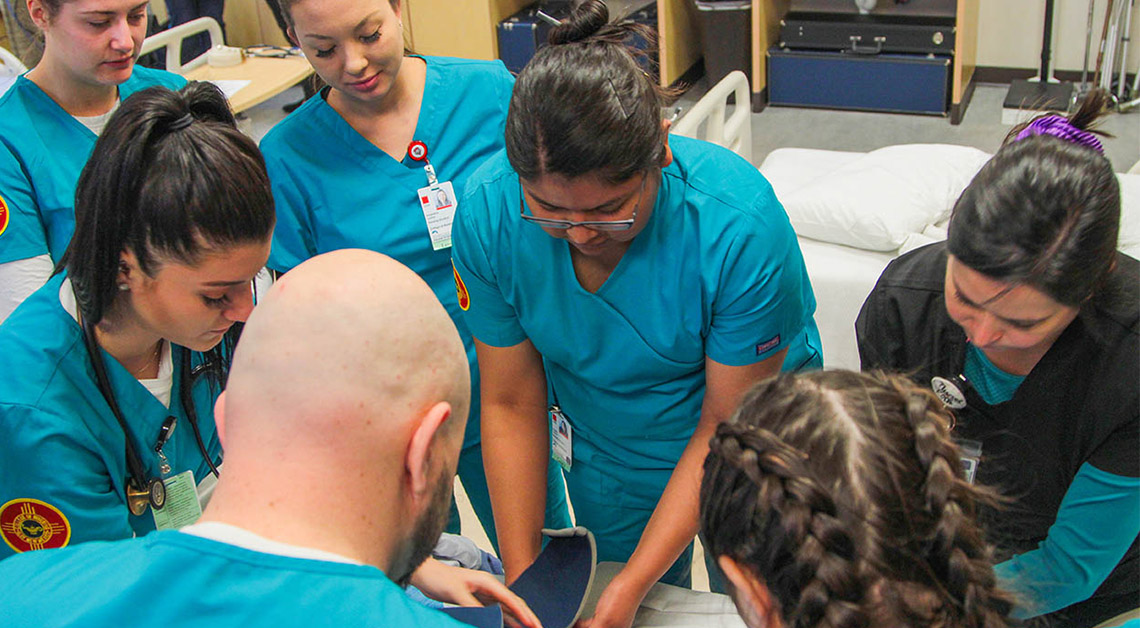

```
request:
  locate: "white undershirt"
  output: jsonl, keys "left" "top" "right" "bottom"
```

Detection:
{"left": 59, "top": 277, "right": 173, "bottom": 407}
{"left": 0, "top": 101, "right": 121, "bottom": 321}
{"left": 180, "top": 521, "right": 363, "bottom": 565}
{"left": 72, "top": 98, "right": 120, "bottom": 136}
{"left": 0, "top": 254, "right": 53, "bottom": 323}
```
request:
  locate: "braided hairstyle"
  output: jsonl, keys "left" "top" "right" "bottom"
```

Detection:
{"left": 700, "top": 370, "right": 1015, "bottom": 628}
{"left": 505, "top": 0, "right": 678, "bottom": 184}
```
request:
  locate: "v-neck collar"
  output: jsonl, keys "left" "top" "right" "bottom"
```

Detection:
{"left": 15, "top": 75, "right": 98, "bottom": 139}
{"left": 311, "top": 55, "right": 438, "bottom": 176}
{"left": 560, "top": 174, "right": 664, "bottom": 298}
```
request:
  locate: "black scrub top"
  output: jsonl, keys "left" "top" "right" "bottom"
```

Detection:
{"left": 856, "top": 242, "right": 1139, "bottom": 628}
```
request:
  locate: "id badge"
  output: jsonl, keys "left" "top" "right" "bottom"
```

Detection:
{"left": 550, "top": 405, "right": 573, "bottom": 471}
{"left": 417, "top": 180, "right": 458, "bottom": 251}
{"left": 955, "top": 438, "right": 982, "bottom": 485}
{"left": 152, "top": 470, "right": 203, "bottom": 530}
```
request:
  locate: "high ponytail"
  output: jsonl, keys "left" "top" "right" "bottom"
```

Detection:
{"left": 61, "top": 81, "right": 274, "bottom": 326}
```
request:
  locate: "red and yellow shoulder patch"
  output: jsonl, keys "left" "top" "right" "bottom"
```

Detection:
{"left": 0, "top": 195, "right": 9, "bottom": 238}
{"left": 0, "top": 498, "right": 71, "bottom": 553}
{"left": 452, "top": 261, "right": 470, "bottom": 311}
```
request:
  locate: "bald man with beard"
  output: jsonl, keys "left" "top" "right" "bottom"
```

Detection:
{"left": 0, "top": 250, "right": 540, "bottom": 628}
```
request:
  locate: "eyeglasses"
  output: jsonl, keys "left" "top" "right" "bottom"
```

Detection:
{"left": 519, "top": 172, "right": 647, "bottom": 232}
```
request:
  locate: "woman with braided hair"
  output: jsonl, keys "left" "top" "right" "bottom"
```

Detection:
{"left": 857, "top": 88, "right": 1139, "bottom": 627}
{"left": 700, "top": 370, "right": 1017, "bottom": 628}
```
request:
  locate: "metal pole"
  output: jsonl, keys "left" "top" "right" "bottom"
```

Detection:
{"left": 1041, "top": 0, "right": 1056, "bottom": 81}
{"left": 1118, "top": 0, "right": 1134, "bottom": 99}
{"left": 1082, "top": 0, "right": 1097, "bottom": 92}
{"left": 1095, "top": 0, "right": 1116, "bottom": 86}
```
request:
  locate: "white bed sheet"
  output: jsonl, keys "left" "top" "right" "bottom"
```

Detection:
{"left": 797, "top": 236, "right": 896, "bottom": 371}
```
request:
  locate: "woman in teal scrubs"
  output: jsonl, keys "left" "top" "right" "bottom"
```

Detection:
{"left": 0, "top": 82, "right": 275, "bottom": 558}
{"left": 262, "top": 0, "right": 569, "bottom": 546}
{"left": 450, "top": 2, "right": 821, "bottom": 625}
{"left": 0, "top": 0, "right": 186, "bottom": 318}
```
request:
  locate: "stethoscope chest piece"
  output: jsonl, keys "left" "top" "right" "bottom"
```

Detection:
{"left": 931, "top": 376, "right": 967, "bottom": 410}
{"left": 126, "top": 478, "right": 166, "bottom": 516}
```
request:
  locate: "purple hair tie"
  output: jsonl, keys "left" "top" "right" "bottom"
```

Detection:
{"left": 1015, "top": 114, "right": 1104, "bottom": 154}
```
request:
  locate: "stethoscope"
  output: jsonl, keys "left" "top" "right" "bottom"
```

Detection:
{"left": 80, "top": 317, "right": 222, "bottom": 517}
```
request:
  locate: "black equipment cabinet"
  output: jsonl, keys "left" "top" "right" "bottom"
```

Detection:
{"left": 768, "top": 0, "right": 964, "bottom": 118}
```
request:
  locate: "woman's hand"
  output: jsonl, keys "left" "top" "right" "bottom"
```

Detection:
{"left": 574, "top": 574, "right": 642, "bottom": 628}
{"left": 411, "top": 558, "right": 543, "bottom": 628}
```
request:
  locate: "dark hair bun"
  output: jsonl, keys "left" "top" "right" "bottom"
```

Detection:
{"left": 549, "top": 0, "right": 609, "bottom": 45}
{"left": 182, "top": 80, "right": 236, "bottom": 127}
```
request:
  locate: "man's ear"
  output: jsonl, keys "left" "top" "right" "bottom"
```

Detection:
{"left": 405, "top": 401, "right": 453, "bottom": 498}
{"left": 719, "top": 555, "right": 784, "bottom": 628}
{"left": 660, "top": 119, "right": 674, "bottom": 168}
{"left": 286, "top": 26, "right": 300, "bottom": 48}
{"left": 212, "top": 391, "right": 227, "bottom": 449}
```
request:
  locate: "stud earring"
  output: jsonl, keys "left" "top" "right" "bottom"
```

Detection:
{"left": 118, "top": 283, "right": 129, "bottom": 292}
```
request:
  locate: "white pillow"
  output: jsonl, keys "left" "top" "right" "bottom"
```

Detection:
{"left": 763, "top": 144, "right": 993, "bottom": 252}
{"left": 758, "top": 147, "right": 863, "bottom": 201}
{"left": 1117, "top": 173, "right": 1140, "bottom": 260}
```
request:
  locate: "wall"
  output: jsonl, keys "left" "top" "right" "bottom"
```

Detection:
{"left": 977, "top": 0, "right": 1140, "bottom": 75}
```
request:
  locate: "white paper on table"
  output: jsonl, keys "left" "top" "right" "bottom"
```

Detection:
{"left": 584, "top": 562, "right": 747, "bottom": 628}
{"left": 0, "top": 75, "right": 16, "bottom": 98}
{"left": 207, "top": 79, "right": 251, "bottom": 101}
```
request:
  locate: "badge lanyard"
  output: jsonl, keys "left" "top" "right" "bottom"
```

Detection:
{"left": 407, "top": 141, "right": 457, "bottom": 251}
{"left": 80, "top": 316, "right": 219, "bottom": 523}
{"left": 547, "top": 380, "right": 573, "bottom": 472}
{"left": 930, "top": 373, "right": 982, "bottom": 484}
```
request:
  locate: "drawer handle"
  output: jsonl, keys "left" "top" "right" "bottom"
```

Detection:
{"left": 848, "top": 35, "right": 886, "bottom": 55}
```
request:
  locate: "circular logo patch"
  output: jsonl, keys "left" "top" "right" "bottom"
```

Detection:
{"left": 0, "top": 195, "right": 9, "bottom": 238}
{"left": 931, "top": 376, "right": 967, "bottom": 410}
{"left": 0, "top": 498, "right": 71, "bottom": 553}
{"left": 453, "top": 261, "right": 470, "bottom": 311}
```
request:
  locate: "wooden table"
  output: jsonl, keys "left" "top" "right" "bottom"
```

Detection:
{"left": 184, "top": 55, "right": 314, "bottom": 114}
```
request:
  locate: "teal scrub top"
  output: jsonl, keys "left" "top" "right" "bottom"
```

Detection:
{"left": 0, "top": 66, "right": 187, "bottom": 265}
{"left": 0, "top": 274, "right": 222, "bottom": 558}
{"left": 0, "top": 530, "right": 467, "bottom": 627}
{"left": 452, "top": 137, "right": 822, "bottom": 479}
{"left": 261, "top": 56, "right": 514, "bottom": 449}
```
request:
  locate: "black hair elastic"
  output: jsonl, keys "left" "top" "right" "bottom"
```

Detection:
{"left": 168, "top": 113, "right": 195, "bottom": 131}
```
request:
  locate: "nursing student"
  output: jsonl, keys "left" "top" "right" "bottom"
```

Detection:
{"left": 857, "top": 89, "right": 1139, "bottom": 628}
{"left": 0, "top": 0, "right": 186, "bottom": 319}
{"left": 0, "top": 82, "right": 275, "bottom": 559}
{"left": 701, "top": 370, "right": 1016, "bottom": 628}
{"left": 450, "top": 2, "right": 821, "bottom": 625}
{"left": 259, "top": 0, "right": 569, "bottom": 545}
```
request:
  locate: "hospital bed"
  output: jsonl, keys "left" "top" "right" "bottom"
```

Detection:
{"left": 673, "top": 72, "right": 1140, "bottom": 371}
{"left": 0, "top": 45, "right": 26, "bottom": 97}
